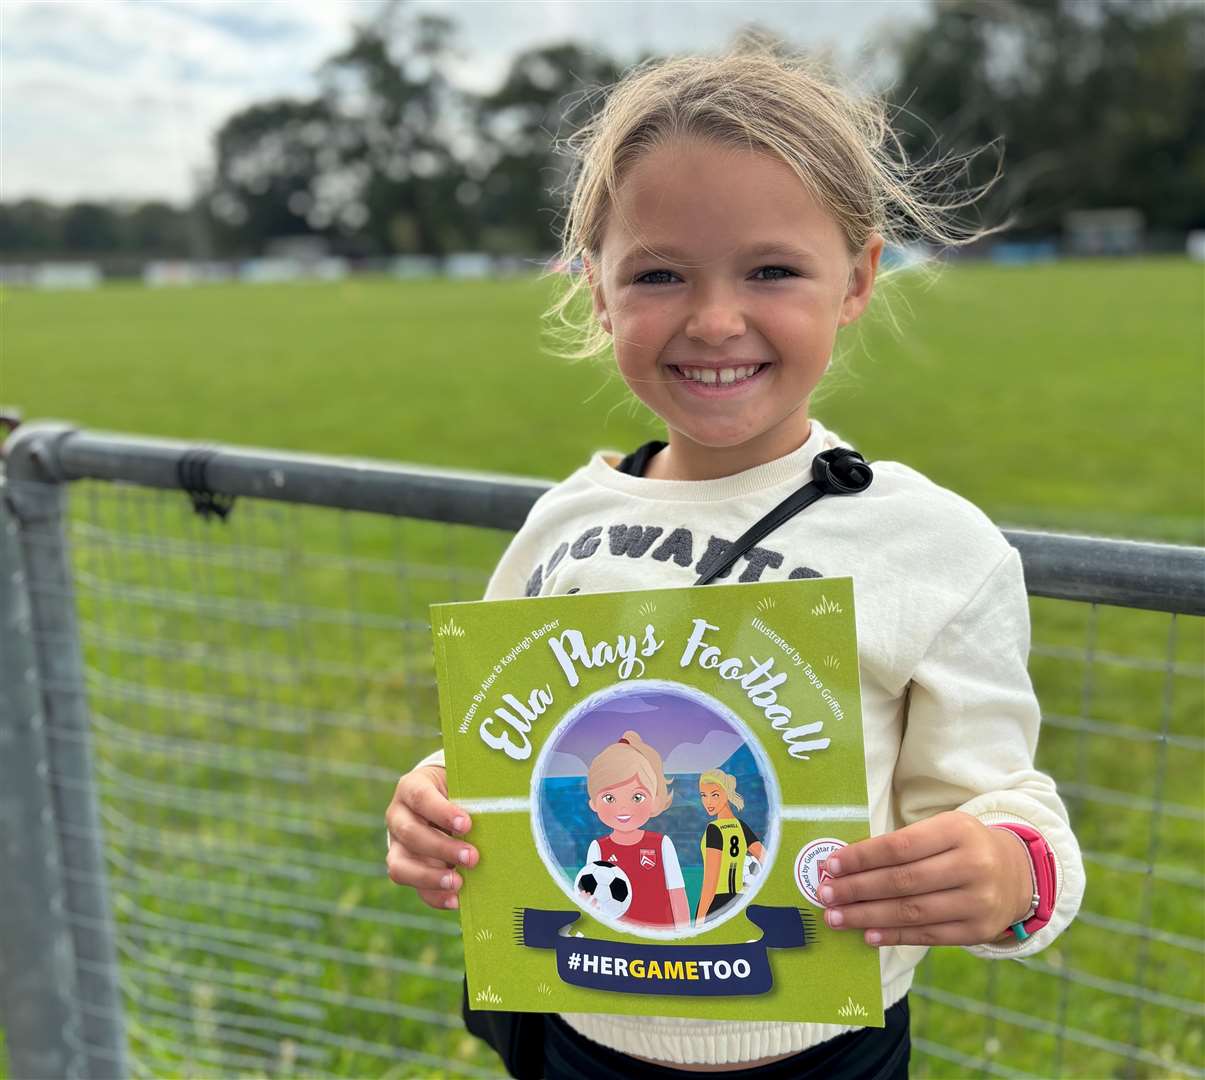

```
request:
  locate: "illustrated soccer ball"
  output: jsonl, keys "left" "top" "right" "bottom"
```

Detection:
{"left": 574, "top": 860, "right": 632, "bottom": 919}
{"left": 740, "top": 853, "right": 765, "bottom": 892}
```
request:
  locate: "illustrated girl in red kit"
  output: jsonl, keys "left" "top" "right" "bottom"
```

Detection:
{"left": 582, "top": 730, "right": 689, "bottom": 930}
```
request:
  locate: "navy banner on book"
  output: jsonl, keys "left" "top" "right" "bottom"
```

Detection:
{"left": 516, "top": 904, "right": 811, "bottom": 997}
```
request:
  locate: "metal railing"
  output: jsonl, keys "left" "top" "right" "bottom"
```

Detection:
{"left": 2, "top": 422, "right": 1202, "bottom": 1079}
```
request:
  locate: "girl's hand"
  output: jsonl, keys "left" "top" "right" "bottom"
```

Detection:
{"left": 385, "top": 765, "right": 479, "bottom": 911}
{"left": 819, "top": 811, "right": 1034, "bottom": 947}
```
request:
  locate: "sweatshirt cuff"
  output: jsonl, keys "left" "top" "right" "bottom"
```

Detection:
{"left": 415, "top": 747, "right": 446, "bottom": 772}
{"left": 389, "top": 749, "right": 446, "bottom": 851}
{"left": 957, "top": 793, "right": 1085, "bottom": 959}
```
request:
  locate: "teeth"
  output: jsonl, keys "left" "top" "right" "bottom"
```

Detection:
{"left": 676, "top": 364, "right": 763, "bottom": 385}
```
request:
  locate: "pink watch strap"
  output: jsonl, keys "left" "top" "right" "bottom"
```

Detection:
{"left": 992, "top": 823, "right": 1056, "bottom": 938}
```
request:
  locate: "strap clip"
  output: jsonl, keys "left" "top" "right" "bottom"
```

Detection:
{"left": 177, "top": 447, "right": 236, "bottom": 522}
{"left": 811, "top": 448, "right": 873, "bottom": 495}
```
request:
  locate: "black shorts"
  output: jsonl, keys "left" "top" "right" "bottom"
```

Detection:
{"left": 705, "top": 892, "right": 739, "bottom": 919}
{"left": 544, "top": 995, "right": 910, "bottom": 1079}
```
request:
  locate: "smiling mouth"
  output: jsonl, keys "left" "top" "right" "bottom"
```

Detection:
{"left": 667, "top": 363, "right": 770, "bottom": 389}
{"left": 616, "top": 814, "right": 633, "bottom": 823}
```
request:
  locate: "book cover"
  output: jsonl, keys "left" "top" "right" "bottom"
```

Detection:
{"left": 430, "top": 576, "right": 883, "bottom": 1025}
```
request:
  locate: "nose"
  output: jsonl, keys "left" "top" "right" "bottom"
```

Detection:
{"left": 686, "top": 284, "right": 746, "bottom": 346}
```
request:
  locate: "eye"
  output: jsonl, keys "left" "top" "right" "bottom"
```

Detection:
{"left": 602, "top": 794, "right": 615, "bottom": 803}
{"left": 633, "top": 269, "right": 678, "bottom": 285}
{"left": 632, "top": 792, "right": 645, "bottom": 803}
{"left": 752, "top": 265, "right": 798, "bottom": 281}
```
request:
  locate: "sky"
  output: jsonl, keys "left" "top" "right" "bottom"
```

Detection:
{"left": 546, "top": 687, "right": 744, "bottom": 774}
{"left": 0, "top": 0, "right": 928, "bottom": 205}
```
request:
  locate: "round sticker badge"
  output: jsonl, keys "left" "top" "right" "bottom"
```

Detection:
{"left": 794, "top": 838, "right": 847, "bottom": 907}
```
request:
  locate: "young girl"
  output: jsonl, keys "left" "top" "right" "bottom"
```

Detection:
{"left": 581, "top": 731, "right": 689, "bottom": 931}
{"left": 695, "top": 770, "right": 766, "bottom": 925}
{"left": 386, "top": 43, "right": 1084, "bottom": 1078}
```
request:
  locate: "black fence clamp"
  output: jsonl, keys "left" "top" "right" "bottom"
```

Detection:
{"left": 177, "top": 447, "right": 236, "bottom": 522}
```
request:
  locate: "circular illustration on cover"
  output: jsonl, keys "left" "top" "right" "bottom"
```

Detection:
{"left": 531, "top": 679, "right": 780, "bottom": 940}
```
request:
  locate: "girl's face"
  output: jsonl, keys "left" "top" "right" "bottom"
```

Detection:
{"left": 699, "top": 783, "right": 728, "bottom": 817}
{"left": 587, "top": 138, "right": 882, "bottom": 479}
{"left": 590, "top": 775, "right": 655, "bottom": 832}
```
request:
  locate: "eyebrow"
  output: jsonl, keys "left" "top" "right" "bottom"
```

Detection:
{"left": 617, "top": 241, "right": 817, "bottom": 267}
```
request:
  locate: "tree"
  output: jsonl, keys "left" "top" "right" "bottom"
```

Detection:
{"left": 204, "top": 97, "right": 336, "bottom": 255}
{"left": 60, "top": 202, "right": 123, "bottom": 253}
{"left": 886, "top": 0, "right": 1205, "bottom": 236}
{"left": 194, "top": 0, "right": 631, "bottom": 257}
{"left": 0, "top": 199, "right": 62, "bottom": 255}
{"left": 471, "top": 42, "right": 623, "bottom": 253}
{"left": 198, "top": 1, "right": 482, "bottom": 256}
{"left": 314, "top": 0, "right": 473, "bottom": 255}
{"left": 127, "top": 201, "right": 192, "bottom": 255}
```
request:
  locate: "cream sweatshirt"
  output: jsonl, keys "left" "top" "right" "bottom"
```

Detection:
{"left": 414, "top": 418, "right": 1085, "bottom": 1066}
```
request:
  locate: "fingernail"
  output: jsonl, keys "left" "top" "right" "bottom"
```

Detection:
{"left": 452, "top": 816, "right": 468, "bottom": 834}
{"left": 827, "top": 856, "right": 841, "bottom": 875}
{"left": 445, "top": 895, "right": 459, "bottom": 910}
{"left": 827, "top": 908, "right": 844, "bottom": 927}
{"left": 440, "top": 874, "right": 453, "bottom": 890}
{"left": 458, "top": 848, "right": 472, "bottom": 866}
{"left": 819, "top": 885, "right": 834, "bottom": 904}
{"left": 867, "top": 930, "right": 882, "bottom": 945}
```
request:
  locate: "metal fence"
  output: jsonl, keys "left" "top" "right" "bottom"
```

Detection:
{"left": 1, "top": 422, "right": 1202, "bottom": 1080}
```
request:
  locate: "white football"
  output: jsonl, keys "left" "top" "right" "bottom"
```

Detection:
{"left": 741, "top": 853, "right": 764, "bottom": 892}
{"left": 574, "top": 860, "right": 633, "bottom": 919}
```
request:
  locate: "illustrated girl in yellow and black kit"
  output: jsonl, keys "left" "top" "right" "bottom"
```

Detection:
{"left": 696, "top": 769, "right": 767, "bottom": 924}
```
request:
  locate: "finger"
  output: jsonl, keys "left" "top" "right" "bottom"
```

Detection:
{"left": 417, "top": 887, "right": 461, "bottom": 911}
{"left": 387, "top": 848, "right": 463, "bottom": 893}
{"left": 390, "top": 808, "right": 479, "bottom": 868}
{"left": 396, "top": 770, "right": 472, "bottom": 837}
{"left": 825, "top": 813, "right": 964, "bottom": 877}
{"left": 864, "top": 922, "right": 976, "bottom": 947}
{"left": 824, "top": 887, "right": 968, "bottom": 931}
{"left": 820, "top": 849, "right": 971, "bottom": 907}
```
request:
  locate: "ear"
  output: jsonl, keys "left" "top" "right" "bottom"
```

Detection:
{"left": 588, "top": 798, "right": 597, "bottom": 814}
{"left": 582, "top": 252, "right": 613, "bottom": 335}
{"left": 838, "top": 232, "right": 884, "bottom": 327}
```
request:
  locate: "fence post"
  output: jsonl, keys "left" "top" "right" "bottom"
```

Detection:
{"left": 0, "top": 477, "right": 87, "bottom": 1079}
{"left": 4, "top": 426, "right": 129, "bottom": 1080}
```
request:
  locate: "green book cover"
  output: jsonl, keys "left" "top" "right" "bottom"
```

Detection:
{"left": 430, "top": 577, "right": 883, "bottom": 1025}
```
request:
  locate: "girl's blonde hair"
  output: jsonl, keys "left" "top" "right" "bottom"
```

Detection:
{"left": 699, "top": 769, "right": 745, "bottom": 812}
{"left": 543, "top": 34, "right": 1004, "bottom": 364}
{"left": 587, "top": 730, "right": 673, "bottom": 814}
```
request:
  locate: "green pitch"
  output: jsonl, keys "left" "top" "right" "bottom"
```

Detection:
{"left": 2, "top": 260, "right": 1202, "bottom": 1077}
{"left": 5, "top": 258, "right": 1202, "bottom": 544}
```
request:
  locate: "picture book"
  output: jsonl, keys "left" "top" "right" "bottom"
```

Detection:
{"left": 430, "top": 576, "right": 883, "bottom": 1025}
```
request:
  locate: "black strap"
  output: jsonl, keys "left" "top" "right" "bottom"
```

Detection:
{"left": 616, "top": 440, "right": 667, "bottom": 478}
{"left": 695, "top": 448, "right": 872, "bottom": 584}
{"left": 614, "top": 441, "right": 872, "bottom": 586}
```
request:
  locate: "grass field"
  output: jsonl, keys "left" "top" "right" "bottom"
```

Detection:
{"left": 2, "top": 259, "right": 1203, "bottom": 1078}
{"left": 6, "top": 258, "right": 1203, "bottom": 544}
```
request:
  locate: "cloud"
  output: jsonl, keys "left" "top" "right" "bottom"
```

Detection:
{"left": 663, "top": 729, "right": 744, "bottom": 775}
{"left": 593, "top": 694, "right": 660, "bottom": 715}
{"left": 0, "top": 0, "right": 353, "bottom": 202}
{"left": 541, "top": 749, "right": 590, "bottom": 778}
{"left": 0, "top": 0, "right": 926, "bottom": 203}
